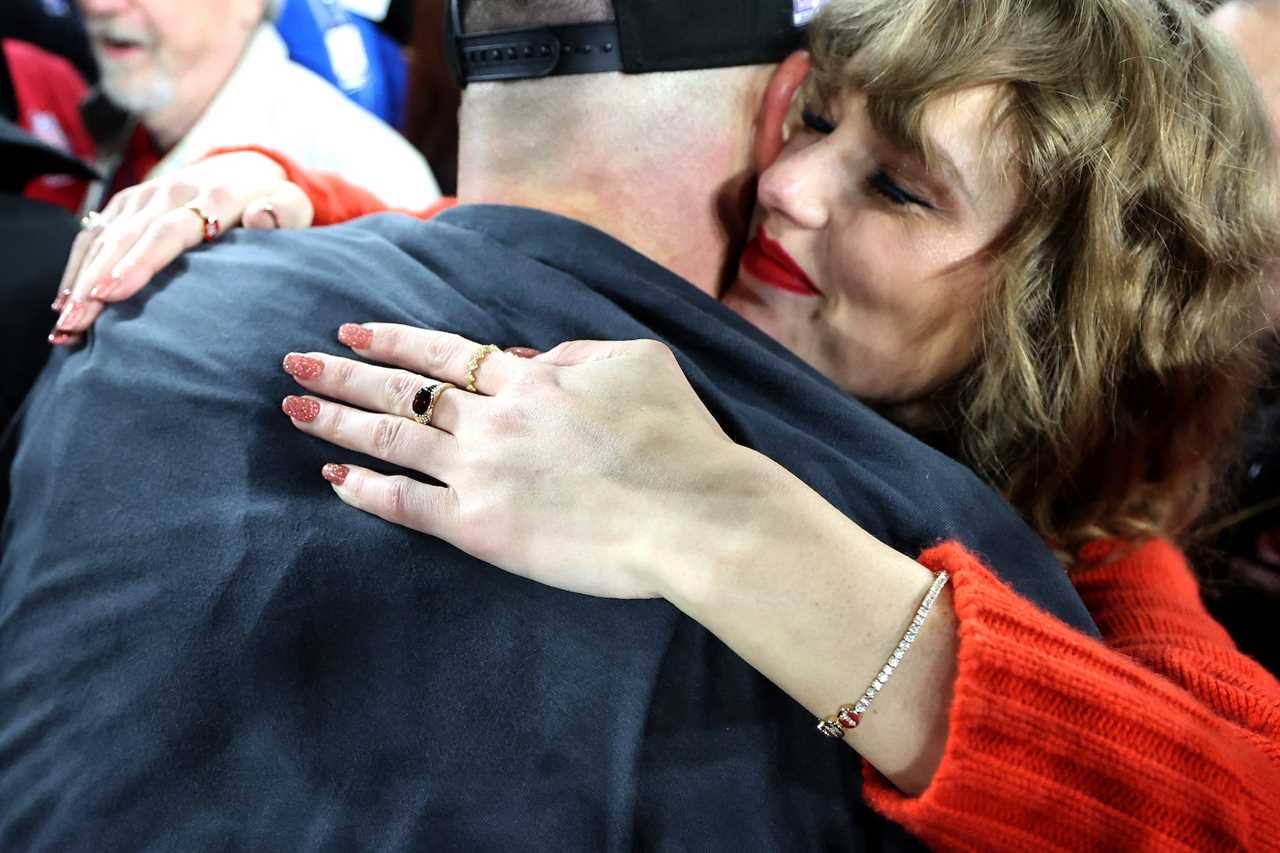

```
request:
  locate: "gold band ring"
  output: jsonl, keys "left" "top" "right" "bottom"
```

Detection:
{"left": 464, "top": 344, "right": 500, "bottom": 393}
{"left": 412, "top": 382, "right": 456, "bottom": 427}
{"left": 186, "top": 205, "right": 222, "bottom": 242}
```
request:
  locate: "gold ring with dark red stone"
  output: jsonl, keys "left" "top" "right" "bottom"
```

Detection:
{"left": 412, "top": 382, "right": 455, "bottom": 427}
{"left": 186, "top": 205, "right": 222, "bottom": 242}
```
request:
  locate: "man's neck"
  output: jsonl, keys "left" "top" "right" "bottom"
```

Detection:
{"left": 454, "top": 73, "right": 766, "bottom": 298}
{"left": 457, "top": 164, "right": 751, "bottom": 299}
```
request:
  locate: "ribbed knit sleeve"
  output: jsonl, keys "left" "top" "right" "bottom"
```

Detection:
{"left": 201, "top": 146, "right": 455, "bottom": 226}
{"left": 862, "top": 539, "right": 1280, "bottom": 852}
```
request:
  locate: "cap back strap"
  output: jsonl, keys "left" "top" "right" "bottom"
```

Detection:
{"left": 446, "top": 0, "right": 623, "bottom": 85}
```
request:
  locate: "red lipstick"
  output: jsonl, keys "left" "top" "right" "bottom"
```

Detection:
{"left": 740, "top": 230, "right": 820, "bottom": 297}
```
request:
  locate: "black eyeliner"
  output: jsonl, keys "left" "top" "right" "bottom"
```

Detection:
{"left": 869, "top": 170, "right": 933, "bottom": 209}
{"left": 801, "top": 109, "right": 837, "bottom": 135}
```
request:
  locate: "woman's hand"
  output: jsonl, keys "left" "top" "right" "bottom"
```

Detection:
{"left": 279, "top": 325, "right": 961, "bottom": 794}
{"left": 51, "top": 151, "right": 315, "bottom": 345}
{"left": 278, "top": 325, "right": 773, "bottom": 599}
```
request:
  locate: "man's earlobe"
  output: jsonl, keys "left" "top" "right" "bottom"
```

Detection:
{"left": 753, "top": 51, "right": 812, "bottom": 172}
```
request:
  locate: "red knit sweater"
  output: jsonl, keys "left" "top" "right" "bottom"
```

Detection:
{"left": 894, "top": 540, "right": 1280, "bottom": 852}
{"left": 212, "top": 147, "right": 1280, "bottom": 851}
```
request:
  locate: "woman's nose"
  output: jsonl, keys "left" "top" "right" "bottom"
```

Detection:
{"left": 756, "top": 140, "right": 833, "bottom": 231}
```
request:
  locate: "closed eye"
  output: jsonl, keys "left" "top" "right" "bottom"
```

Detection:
{"left": 868, "top": 170, "right": 933, "bottom": 209}
{"left": 801, "top": 109, "right": 836, "bottom": 135}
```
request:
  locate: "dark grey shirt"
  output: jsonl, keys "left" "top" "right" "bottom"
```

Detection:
{"left": 0, "top": 206, "right": 1095, "bottom": 852}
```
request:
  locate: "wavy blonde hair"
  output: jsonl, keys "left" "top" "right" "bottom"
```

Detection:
{"left": 809, "top": 0, "right": 1279, "bottom": 561}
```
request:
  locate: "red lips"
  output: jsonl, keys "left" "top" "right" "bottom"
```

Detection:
{"left": 740, "top": 229, "right": 820, "bottom": 296}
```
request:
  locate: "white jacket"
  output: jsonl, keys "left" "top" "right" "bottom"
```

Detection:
{"left": 149, "top": 25, "right": 439, "bottom": 208}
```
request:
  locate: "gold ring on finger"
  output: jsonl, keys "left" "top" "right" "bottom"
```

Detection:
{"left": 186, "top": 205, "right": 222, "bottom": 242}
{"left": 412, "top": 382, "right": 456, "bottom": 427}
{"left": 464, "top": 344, "right": 500, "bottom": 392}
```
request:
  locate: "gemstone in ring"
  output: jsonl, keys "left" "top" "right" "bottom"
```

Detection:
{"left": 412, "top": 382, "right": 456, "bottom": 427}
{"left": 186, "top": 205, "right": 222, "bottom": 242}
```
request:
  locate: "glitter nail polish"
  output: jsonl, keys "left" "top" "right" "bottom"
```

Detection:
{"left": 282, "top": 353, "right": 324, "bottom": 380}
{"left": 321, "top": 464, "right": 349, "bottom": 486}
{"left": 56, "top": 299, "right": 84, "bottom": 331}
{"left": 337, "top": 323, "right": 373, "bottom": 349}
{"left": 282, "top": 395, "right": 320, "bottom": 422}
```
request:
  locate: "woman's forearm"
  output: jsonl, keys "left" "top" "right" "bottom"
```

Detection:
{"left": 653, "top": 449, "right": 958, "bottom": 794}
{"left": 652, "top": 453, "right": 1280, "bottom": 847}
{"left": 292, "top": 328, "right": 1280, "bottom": 847}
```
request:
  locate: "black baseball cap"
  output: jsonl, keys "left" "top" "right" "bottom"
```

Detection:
{"left": 445, "top": 0, "right": 821, "bottom": 86}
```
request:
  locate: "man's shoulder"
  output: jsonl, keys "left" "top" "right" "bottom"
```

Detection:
{"left": 179, "top": 215, "right": 424, "bottom": 276}
{"left": 173, "top": 206, "right": 613, "bottom": 289}
{"left": 116, "top": 212, "right": 560, "bottom": 358}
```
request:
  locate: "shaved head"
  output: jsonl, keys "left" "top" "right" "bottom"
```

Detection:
{"left": 462, "top": 0, "right": 613, "bottom": 32}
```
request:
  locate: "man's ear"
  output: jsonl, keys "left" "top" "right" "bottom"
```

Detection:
{"left": 753, "top": 50, "right": 812, "bottom": 173}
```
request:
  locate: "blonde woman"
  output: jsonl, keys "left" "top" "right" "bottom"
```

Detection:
{"left": 55, "top": 0, "right": 1280, "bottom": 847}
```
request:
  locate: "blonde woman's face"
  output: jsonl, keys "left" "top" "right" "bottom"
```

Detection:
{"left": 723, "top": 84, "right": 1023, "bottom": 404}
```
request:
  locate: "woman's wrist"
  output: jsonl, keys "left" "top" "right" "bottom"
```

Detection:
{"left": 647, "top": 447, "right": 956, "bottom": 793}
{"left": 651, "top": 447, "right": 843, "bottom": 614}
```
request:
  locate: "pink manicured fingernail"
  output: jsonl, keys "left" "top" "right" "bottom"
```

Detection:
{"left": 56, "top": 299, "right": 85, "bottom": 331}
{"left": 321, "top": 463, "right": 349, "bottom": 486}
{"left": 48, "top": 328, "right": 75, "bottom": 346}
{"left": 51, "top": 288, "right": 71, "bottom": 311}
{"left": 337, "top": 323, "right": 373, "bottom": 349}
{"left": 282, "top": 353, "right": 324, "bottom": 380}
{"left": 282, "top": 395, "right": 320, "bottom": 422}
{"left": 505, "top": 346, "right": 542, "bottom": 359}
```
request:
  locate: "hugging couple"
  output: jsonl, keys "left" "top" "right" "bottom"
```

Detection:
{"left": 5, "top": 0, "right": 1278, "bottom": 850}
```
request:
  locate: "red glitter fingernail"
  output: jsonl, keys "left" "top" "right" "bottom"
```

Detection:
{"left": 282, "top": 353, "right": 324, "bottom": 380}
{"left": 504, "top": 347, "right": 542, "bottom": 359}
{"left": 56, "top": 299, "right": 84, "bottom": 331}
{"left": 282, "top": 395, "right": 320, "bottom": 422}
{"left": 321, "top": 464, "right": 349, "bottom": 486}
{"left": 337, "top": 324, "right": 373, "bottom": 349}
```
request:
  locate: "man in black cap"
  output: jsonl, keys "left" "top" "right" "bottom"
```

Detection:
{"left": 1, "top": 2, "right": 1094, "bottom": 850}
